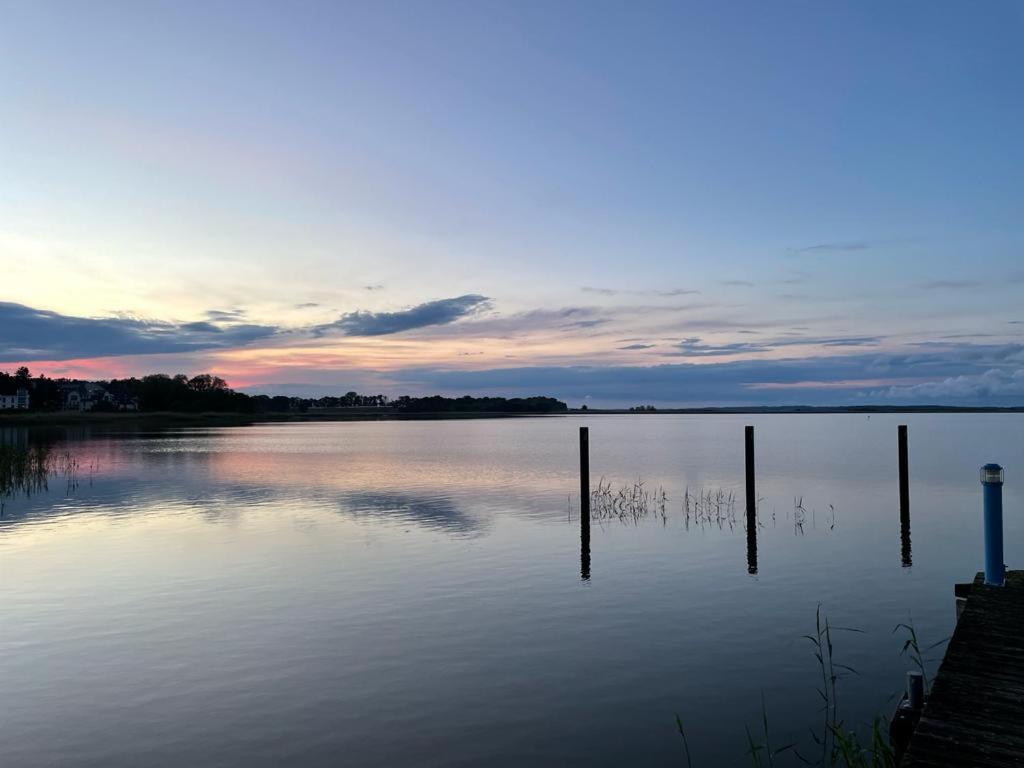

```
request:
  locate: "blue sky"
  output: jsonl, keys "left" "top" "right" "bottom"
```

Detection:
{"left": 2, "top": 1, "right": 1023, "bottom": 405}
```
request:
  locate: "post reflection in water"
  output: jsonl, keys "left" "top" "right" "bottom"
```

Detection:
{"left": 580, "top": 515, "right": 591, "bottom": 581}
{"left": 746, "top": 522, "right": 758, "bottom": 575}
{"left": 898, "top": 424, "right": 912, "bottom": 567}
{"left": 900, "top": 507, "right": 912, "bottom": 567}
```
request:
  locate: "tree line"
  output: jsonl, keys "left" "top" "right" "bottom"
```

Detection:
{"left": 0, "top": 368, "right": 567, "bottom": 415}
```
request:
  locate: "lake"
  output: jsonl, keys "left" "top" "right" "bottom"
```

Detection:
{"left": 2, "top": 414, "right": 1021, "bottom": 767}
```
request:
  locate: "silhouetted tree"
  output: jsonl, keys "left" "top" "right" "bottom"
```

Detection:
{"left": 188, "top": 374, "right": 228, "bottom": 392}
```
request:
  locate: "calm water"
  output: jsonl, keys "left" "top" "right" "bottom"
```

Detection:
{"left": 2, "top": 415, "right": 1021, "bottom": 767}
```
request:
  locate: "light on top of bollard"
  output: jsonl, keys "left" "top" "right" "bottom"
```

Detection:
{"left": 980, "top": 463, "right": 1004, "bottom": 485}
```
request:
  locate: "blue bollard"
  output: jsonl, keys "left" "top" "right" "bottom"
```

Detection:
{"left": 980, "top": 464, "right": 1005, "bottom": 587}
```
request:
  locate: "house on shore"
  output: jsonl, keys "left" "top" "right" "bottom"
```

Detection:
{"left": 62, "top": 382, "right": 136, "bottom": 412}
{"left": 0, "top": 388, "right": 30, "bottom": 410}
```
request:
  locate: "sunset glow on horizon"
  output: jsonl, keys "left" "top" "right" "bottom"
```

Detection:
{"left": 3, "top": 2, "right": 1023, "bottom": 406}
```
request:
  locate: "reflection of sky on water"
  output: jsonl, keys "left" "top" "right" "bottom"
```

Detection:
{"left": 4, "top": 414, "right": 1023, "bottom": 547}
{"left": 1, "top": 462, "right": 487, "bottom": 537}
{"left": 3, "top": 415, "right": 1024, "bottom": 767}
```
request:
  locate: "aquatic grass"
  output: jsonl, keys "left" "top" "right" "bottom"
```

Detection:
{"left": 683, "top": 486, "right": 738, "bottom": 530}
{"left": 589, "top": 477, "right": 668, "bottom": 525}
{"left": 793, "top": 497, "right": 807, "bottom": 534}
{"left": 675, "top": 714, "right": 693, "bottom": 768}
{"left": 588, "top": 480, "right": 740, "bottom": 529}
{"left": 583, "top": 479, "right": 835, "bottom": 538}
{"left": 797, "top": 605, "right": 865, "bottom": 765}
{"left": 0, "top": 443, "right": 85, "bottom": 517}
{"left": 745, "top": 693, "right": 796, "bottom": 767}
{"left": 825, "top": 717, "right": 895, "bottom": 768}
{"left": 0, "top": 444, "right": 52, "bottom": 515}
{"left": 677, "top": 606, "right": 912, "bottom": 767}
{"left": 892, "top": 617, "right": 947, "bottom": 692}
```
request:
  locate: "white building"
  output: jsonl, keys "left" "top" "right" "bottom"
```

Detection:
{"left": 0, "top": 388, "right": 30, "bottom": 410}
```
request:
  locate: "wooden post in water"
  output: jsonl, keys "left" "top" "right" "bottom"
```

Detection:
{"left": 580, "top": 426, "right": 591, "bottom": 580}
{"left": 898, "top": 425, "right": 909, "bottom": 515}
{"left": 580, "top": 426, "right": 590, "bottom": 517}
{"left": 745, "top": 425, "right": 757, "bottom": 574}
{"left": 745, "top": 426, "right": 755, "bottom": 519}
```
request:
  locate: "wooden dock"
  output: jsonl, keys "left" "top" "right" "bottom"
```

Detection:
{"left": 902, "top": 570, "right": 1024, "bottom": 767}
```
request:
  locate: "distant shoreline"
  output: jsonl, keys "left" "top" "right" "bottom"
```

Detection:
{"left": 571, "top": 405, "right": 1024, "bottom": 414}
{"left": 1, "top": 404, "right": 1022, "bottom": 427}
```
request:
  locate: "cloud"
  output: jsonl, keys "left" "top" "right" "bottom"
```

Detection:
{"left": 658, "top": 288, "right": 701, "bottom": 297}
{"left": 386, "top": 343, "right": 1024, "bottom": 406}
{"left": 918, "top": 280, "right": 981, "bottom": 290}
{"left": 879, "top": 368, "right": 1024, "bottom": 402}
{"left": 364, "top": 284, "right": 385, "bottom": 291}
{"left": 180, "top": 321, "right": 221, "bottom": 333}
{"left": 230, "top": 340, "right": 1024, "bottom": 407}
{"left": 412, "top": 306, "right": 611, "bottom": 339}
{"left": 205, "top": 308, "right": 247, "bottom": 321}
{"left": 814, "top": 336, "right": 882, "bottom": 347}
{"left": 312, "top": 294, "right": 491, "bottom": 337}
{"left": 562, "top": 318, "right": 608, "bottom": 329}
{"left": 581, "top": 286, "right": 699, "bottom": 297}
{"left": 294, "top": 302, "right": 320, "bottom": 309}
{"left": 0, "top": 302, "right": 278, "bottom": 361}
{"left": 390, "top": 358, "right": 883, "bottom": 406}
{"left": 619, "top": 343, "right": 655, "bottom": 350}
{"left": 671, "top": 335, "right": 881, "bottom": 357}
{"left": 721, "top": 280, "right": 754, "bottom": 287}
{"left": 789, "top": 241, "right": 870, "bottom": 254}
{"left": 674, "top": 338, "right": 766, "bottom": 357}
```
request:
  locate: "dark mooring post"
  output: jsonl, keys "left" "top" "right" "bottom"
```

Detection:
{"left": 898, "top": 425, "right": 909, "bottom": 515}
{"left": 580, "top": 427, "right": 590, "bottom": 516}
{"left": 745, "top": 425, "right": 757, "bottom": 574}
{"left": 580, "top": 426, "right": 591, "bottom": 580}
{"left": 745, "top": 426, "right": 755, "bottom": 519}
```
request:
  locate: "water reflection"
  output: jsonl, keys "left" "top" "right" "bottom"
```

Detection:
{"left": 0, "top": 439, "right": 67, "bottom": 517}
{"left": 898, "top": 460, "right": 913, "bottom": 568}
{"left": 3, "top": 416, "right": 1023, "bottom": 768}
{"left": 580, "top": 515, "right": 591, "bottom": 581}
{"left": 337, "top": 491, "right": 483, "bottom": 534}
{"left": 746, "top": 522, "right": 758, "bottom": 575}
{"left": 900, "top": 507, "right": 913, "bottom": 567}
{"left": 0, "top": 418, "right": 974, "bottom": 582}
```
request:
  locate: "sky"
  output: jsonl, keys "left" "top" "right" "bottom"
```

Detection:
{"left": 2, "top": 1, "right": 1023, "bottom": 406}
